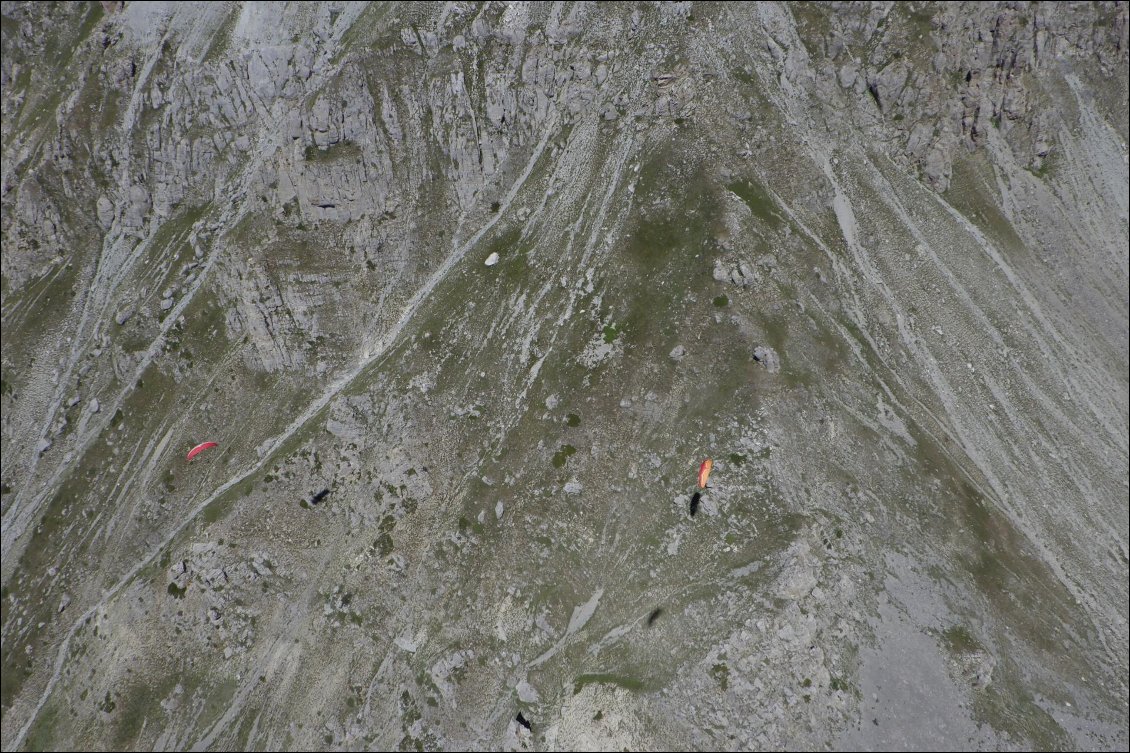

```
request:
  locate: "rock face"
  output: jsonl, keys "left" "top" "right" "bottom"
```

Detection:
{"left": 1, "top": 3, "right": 1127, "bottom": 752}
{"left": 753, "top": 345, "right": 781, "bottom": 374}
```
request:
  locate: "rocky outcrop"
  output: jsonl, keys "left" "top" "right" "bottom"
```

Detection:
{"left": 817, "top": 2, "right": 1129, "bottom": 189}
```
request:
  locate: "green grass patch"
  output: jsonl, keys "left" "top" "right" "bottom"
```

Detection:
{"left": 333, "top": 3, "right": 395, "bottom": 63}
{"left": 150, "top": 203, "right": 210, "bottom": 256}
{"left": 22, "top": 700, "right": 61, "bottom": 752}
{"left": 759, "top": 312, "right": 789, "bottom": 352}
{"left": 1028, "top": 152, "right": 1056, "bottom": 180}
{"left": 0, "top": 644, "right": 36, "bottom": 715}
{"left": 203, "top": 7, "right": 240, "bottom": 63}
{"left": 909, "top": 426, "right": 1089, "bottom": 677}
{"left": 728, "top": 179, "right": 783, "bottom": 230}
{"left": 941, "top": 624, "right": 981, "bottom": 655}
{"left": 973, "top": 654, "right": 1071, "bottom": 750}
{"left": 304, "top": 141, "right": 363, "bottom": 163}
{"left": 789, "top": 2, "right": 833, "bottom": 54}
{"left": 3, "top": 261, "right": 80, "bottom": 360}
{"left": 573, "top": 673, "right": 645, "bottom": 694}
{"left": 612, "top": 149, "right": 724, "bottom": 356}
{"left": 200, "top": 677, "right": 239, "bottom": 729}
{"left": 109, "top": 671, "right": 179, "bottom": 749}
{"left": 201, "top": 481, "right": 246, "bottom": 525}
{"left": 8, "top": 3, "right": 103, "bottom": 140}
{"left": 941, "top": 155, "right": 1030, "bottom": 262}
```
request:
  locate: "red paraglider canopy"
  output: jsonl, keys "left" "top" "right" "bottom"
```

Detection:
{"left": 697, "top": 459, "right": 713, "bottom": 489}
{"left": 187, "top": 441, "right": 218, "bottom": 461}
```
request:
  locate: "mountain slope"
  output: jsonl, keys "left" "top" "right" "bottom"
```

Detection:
{"left": 2, "top": 2, "right": 1127, "bottom": 750}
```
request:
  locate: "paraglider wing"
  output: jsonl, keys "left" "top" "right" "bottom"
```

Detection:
{"left": 187, "top": 441, "right": 219, "bottom": 461}
{"left": 697, "top": 459, "right": 713, "bottom": 489}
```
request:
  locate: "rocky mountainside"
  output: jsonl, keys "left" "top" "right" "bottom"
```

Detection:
{"left": 2, "top": 2, "right": 1127, "bottom": 750}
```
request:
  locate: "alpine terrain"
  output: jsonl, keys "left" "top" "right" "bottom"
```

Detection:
{"left": 1, "top": 2, "right": 1128, "bottom": 750}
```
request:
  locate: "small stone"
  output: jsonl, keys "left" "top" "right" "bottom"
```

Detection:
{"left": 669, "top": 345, "right": 686, "bottom": 361}
{"left": 160, "top": 297, "right": 174, "bottom": 311}
{"left": 485, "top": 252, "right": 500, "bottom": 266}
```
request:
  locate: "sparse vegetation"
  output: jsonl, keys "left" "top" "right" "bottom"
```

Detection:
{"left": 1, "top": 2, "right": 1125, "bottom": 751}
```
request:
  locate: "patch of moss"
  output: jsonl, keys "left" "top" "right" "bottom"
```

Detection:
{"left": 710, "top": 662, "right": 730, "bottom": 691}
{"left": 551, "top": 444, "right": 577, "bottom": 468}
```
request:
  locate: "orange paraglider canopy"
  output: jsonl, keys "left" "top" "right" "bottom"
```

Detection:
{"left": 698, "top": 458, "right": 713, "bottom": 489}
{"left": 187, "top": 441, "right": 218, "bottom": 461}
